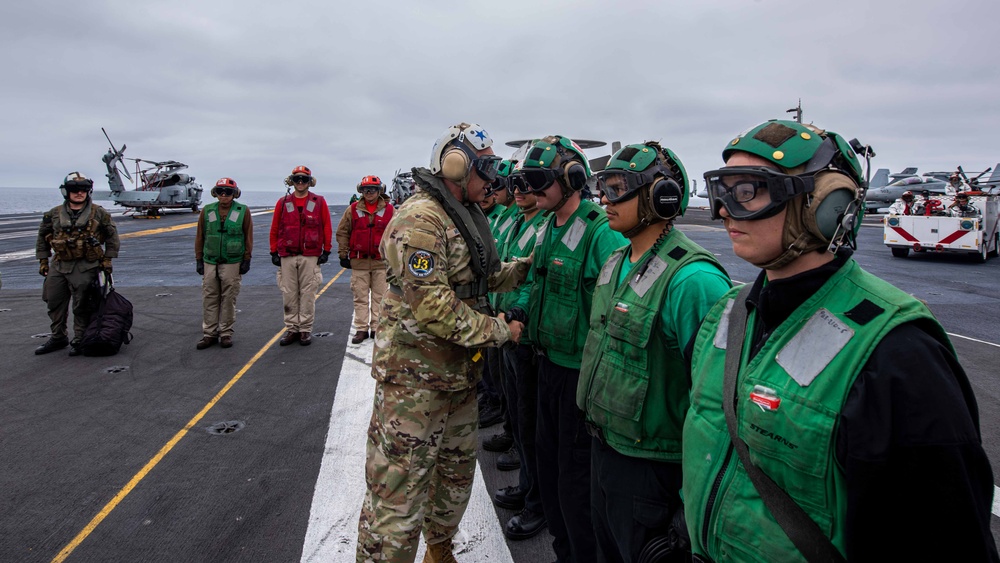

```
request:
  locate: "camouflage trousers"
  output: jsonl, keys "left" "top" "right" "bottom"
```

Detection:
{"left": 357, "top": 381, "right": 478, "bottom": 563}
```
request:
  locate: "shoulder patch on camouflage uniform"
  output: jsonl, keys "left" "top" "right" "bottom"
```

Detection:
{"left": 407, "top": 250, "right": 434, "bottom": 277}
{"left": 406, "top": 230, "right": 438, "bottom": 251}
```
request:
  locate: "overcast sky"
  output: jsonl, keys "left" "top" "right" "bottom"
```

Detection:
{"left": 2, "top": 0, "right": 997, "bottom": 198}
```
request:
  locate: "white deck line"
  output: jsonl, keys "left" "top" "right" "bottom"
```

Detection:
{"left": 300, "top": 321, "right": 514, "bottom": 562}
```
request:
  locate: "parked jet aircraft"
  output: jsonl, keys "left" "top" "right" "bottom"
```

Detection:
{"left": 863, "top": 166, "right": 997, "bottom": 209}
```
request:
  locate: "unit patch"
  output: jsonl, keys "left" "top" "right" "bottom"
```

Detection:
{"left": 407, "top": 250, "right": 435, "bottom": 278}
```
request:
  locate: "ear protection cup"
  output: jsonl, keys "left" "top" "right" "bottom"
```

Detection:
{"left": 561, "top": 161, "right": 588, "bottom": 191}
{"left": 803, "top": 171, "right": 859, "bottom": 241}
{"left": 648, "top": 176, "right": 683, "bottom": 220}
{"left": 441, "top": 144, "right": 472, "bottom": 182}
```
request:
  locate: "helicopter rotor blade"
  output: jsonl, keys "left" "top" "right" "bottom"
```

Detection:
{"left": 117, "top": 163, "right": 132, "bottom": 182}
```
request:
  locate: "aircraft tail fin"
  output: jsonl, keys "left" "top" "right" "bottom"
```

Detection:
{"left": 900, "top": 167, "right": 918, "bottom": 175}
{"left": 982, "top": 163, "right": 1000, "bottom": 192}
{"left": 984, "top": 164, "right": 1000, "bottom": 184}
{"left": 870, "top": 168, "right": 890, "bottom": 189}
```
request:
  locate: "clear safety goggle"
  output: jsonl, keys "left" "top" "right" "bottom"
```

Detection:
{"left": 703, "top": 166, "right": 816, "bottom": 220}
{"left": 595, "top": 169, "right": 658, "bottom": 203}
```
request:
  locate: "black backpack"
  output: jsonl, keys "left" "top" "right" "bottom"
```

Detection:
{"left": 81, "top": 274, "right": 134, "bottom": 356}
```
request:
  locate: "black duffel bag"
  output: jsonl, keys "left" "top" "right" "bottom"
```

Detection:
{"left": 81, "top": 273, "right": 134, "bottom": 356}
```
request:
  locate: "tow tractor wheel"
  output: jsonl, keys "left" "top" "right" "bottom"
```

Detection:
{"left": 891, "top": 247, "right": 909, "bottom": 258}
{"left": 974, "top": 240, "right": 988, "bottom": 264}
{"left": 990, "top": 234, "right": 999, "bottom": 258}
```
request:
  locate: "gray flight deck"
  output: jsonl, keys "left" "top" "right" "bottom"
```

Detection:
{"left": 0, "top": 204, "right": 997, "bottom": 561}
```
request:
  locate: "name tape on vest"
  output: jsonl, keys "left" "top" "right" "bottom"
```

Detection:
{"left": 776, "top": 308, "right": 855, "bottom": 387}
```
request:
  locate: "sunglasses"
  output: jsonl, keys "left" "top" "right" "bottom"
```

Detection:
{"left": 291, "top": 175, "right": 311, "bottom": 184}
{"left": 215, "top": 187, "right": 236, "bottom": 196}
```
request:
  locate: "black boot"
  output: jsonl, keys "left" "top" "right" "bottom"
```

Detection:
{"left": 68, "top": 340, "right": 83, "bottom": 356}
{"left": 35, "top": 336, "right": 69, "bottom": 355}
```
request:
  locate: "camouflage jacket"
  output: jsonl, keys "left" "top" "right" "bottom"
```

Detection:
{"left": 36, "top": 201, "right": 119, "bottom": 274}
{"left": 372, "top": 180, "right": 531, "bottom": 391}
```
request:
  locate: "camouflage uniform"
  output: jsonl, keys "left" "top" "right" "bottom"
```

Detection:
{"left": 36, "top": 200, "right": 119, "bottom": 342}
{"left": 357, "top": 170, "right": 529, "bottom": 563}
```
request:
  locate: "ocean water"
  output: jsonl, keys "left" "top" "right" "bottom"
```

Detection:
{"left": 0, "top": 187, "right": 307, "bottom": 215}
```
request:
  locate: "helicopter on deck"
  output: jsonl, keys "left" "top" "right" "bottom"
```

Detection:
{"left": 96, "top": 128, "right": 203, "bottom": 217}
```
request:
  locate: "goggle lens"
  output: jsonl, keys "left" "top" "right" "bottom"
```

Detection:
{"left": 362, "top": 186, "right": 379, "bottom": 193}
{"left": 291, "top": 175, "right": 311, "bottom": 184}
{"left": 472, "top": 155, "right": 502, "bottom": 183}
{"left": 595, "top": 171, "right": 638, "bottom": 203}
{"left": 65, "top": 185, "right": 91, "bottom": 194}
{"left": 522, "top": 168, "right": 558, "bottom": 192}
{"left": 215, "top": 187, "right": 235, "bottom": 196}
{"left": 510, "top": 174, "right": 530, "bottom": 194}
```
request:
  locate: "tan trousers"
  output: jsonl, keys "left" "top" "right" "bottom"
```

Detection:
{"left": 277, "top": 254, "right": 321, "bottom": 332}
{"left": 202, "top": 262, "right": 242, "bottom": 337}
{"left": 349, "top": 258, "right": 387, "bottom": 332}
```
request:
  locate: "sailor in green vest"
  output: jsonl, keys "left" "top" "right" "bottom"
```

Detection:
{"left": 476, "top": 160, "right": 519, "bottom": 432}
{"left": 490, "top": 166, "right": 551, "bottom": 540}
{"left": 683, "top": 120, "right": 998, "bottom": 562}
{"left": 487, "top": 161, "right": 520, "bottom": 245}
{"left": 194, "top": 178, "right": 253, "bottom": 350}
{"left": 520, "top": 135, "right": 627, "bottom": 563}
{"left": 579, "top": 142, "right": 731, "bottom": 562}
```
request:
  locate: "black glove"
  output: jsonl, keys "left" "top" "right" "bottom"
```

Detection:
{"left": 196, "top": 259, "right": 204, "bottom": 275}
{"left": 340, "top": 257, "right": 352, "bottom": 269}
{"left": 39, "top": 258, "right": 49, "bottom": 277}
{"left": 318, "top": 250, "right": 330, "bottom": 265}
{"left": 271, "top": 252, "right": 281, "bottom": 267}
{"left": 100, "top": 257, "right": 113, "bottom": 274}
{"left": 506, "top": 306, "right": 528, "bottom": 325}
{"left": 239, "top": 259, "right": 251, "bottom": 275}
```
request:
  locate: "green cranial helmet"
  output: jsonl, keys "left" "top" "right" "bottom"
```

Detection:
{"left": 601, "top": 141, "right": 690, "bottom": 218}
{"left": 722, "top": 120, "right": 863, "bottom": 184}
{"left": 497, "top": 159, "right": 515, "bottom": 178}
{"left": 709, "top": 119, "right": 867, "bottom": 270}
{"left": 520, "top": 135, "right": 592, "bottom": 194}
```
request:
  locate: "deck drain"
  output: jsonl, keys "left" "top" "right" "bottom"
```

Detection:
{"left": 313, "top": 331, "right": 333, "bottom": 338}
{"left": 207, "top": 420, "right": 245, "bottom": 435}
{"left": 155, "top": 293, "right": 173, "bottom": 297}
{"left": 104, "top": 366, "right": 129, "bottom": 374}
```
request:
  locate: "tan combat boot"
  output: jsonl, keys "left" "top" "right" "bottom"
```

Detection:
{"left": 423, "top": 541, "right": 458, "bottom": 563}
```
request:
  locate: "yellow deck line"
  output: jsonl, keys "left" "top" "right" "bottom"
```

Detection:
{"left": 118, "top": 210, "right": 274, "bottom": 239}
{"left": 51, "top": 267, "right": 344, "bottom": 562}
